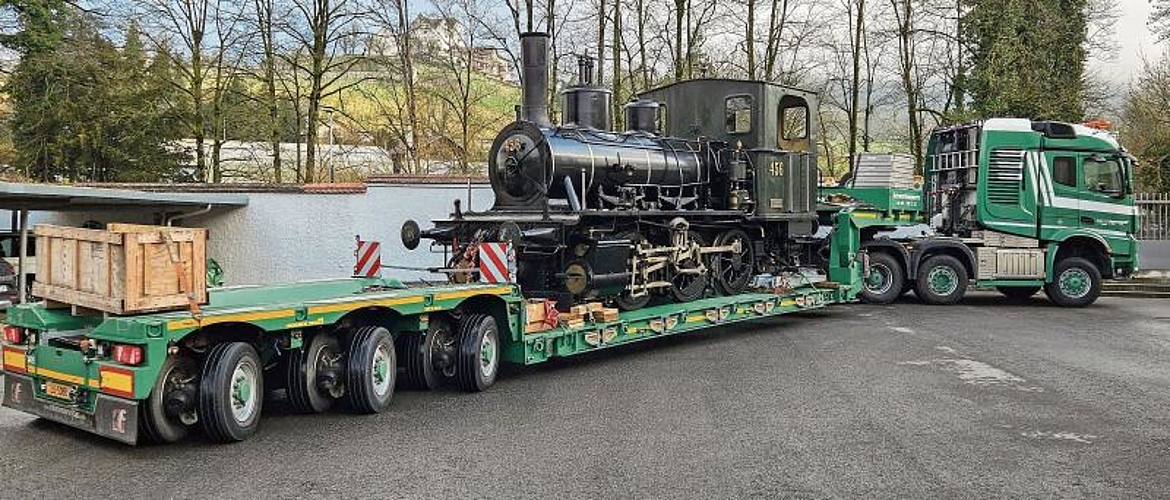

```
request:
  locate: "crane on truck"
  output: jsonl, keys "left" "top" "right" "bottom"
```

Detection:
{"left": 821, "top": 119, "right": 1139, "bottom": 307}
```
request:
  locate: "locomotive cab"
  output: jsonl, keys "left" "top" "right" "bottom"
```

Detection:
{"left": 640, "top": 80, "right": 819, "bottom": 235}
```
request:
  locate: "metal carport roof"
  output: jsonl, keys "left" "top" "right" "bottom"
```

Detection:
{"left": 0, "top": 182, "right": 249, "bottom": 211}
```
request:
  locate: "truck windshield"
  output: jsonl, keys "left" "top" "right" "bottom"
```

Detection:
{"left": 1083, "top": 157, "right": 1124, "bottom": 194}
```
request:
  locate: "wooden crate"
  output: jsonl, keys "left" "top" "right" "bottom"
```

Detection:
{"left": 32, "top": 223, "right": 208, "bottom": 315}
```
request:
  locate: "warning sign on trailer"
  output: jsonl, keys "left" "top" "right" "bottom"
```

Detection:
{"left": 354, "top": 238, "right": 382, "bottom": 278}
{"left": 478, "top": 242, "right": 514, "bottom": 283}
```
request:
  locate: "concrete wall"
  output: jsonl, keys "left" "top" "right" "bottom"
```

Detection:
{"left": 1140, "top": 241, "right": 1170, "bottom": 271}
{"left": 28, "top": 184, "right": 494, "bottom": 286}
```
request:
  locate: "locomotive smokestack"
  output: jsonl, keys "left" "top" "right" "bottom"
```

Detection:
{"left": 519, "top": 32, "right": 552, "bottom": 127}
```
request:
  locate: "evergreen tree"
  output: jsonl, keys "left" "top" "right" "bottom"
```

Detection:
{"left": 1, "top": 1, "right": 187, "bottom": 182}
{"left": 963, "top": 0, "right": 1088, "bottom": 122}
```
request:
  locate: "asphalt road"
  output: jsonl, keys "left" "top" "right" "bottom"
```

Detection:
{"left": 1, "top": 293, "right": 1168, "bottom": 498}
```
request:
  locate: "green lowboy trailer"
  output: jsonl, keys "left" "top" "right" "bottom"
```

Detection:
{"left": 0, "top": 211, "right": 871, "bottom": 445}
{"left": 820, "top": 118, "right": 1139, "bottom": 308}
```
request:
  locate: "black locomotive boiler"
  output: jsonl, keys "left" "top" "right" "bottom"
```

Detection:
{"left": 404, "top": 32, "right": 821, "bottom": 310}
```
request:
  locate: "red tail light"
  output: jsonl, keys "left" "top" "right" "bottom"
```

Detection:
{"left": 111, "top": 344, "right": 144, "bottom": 366}
{"left": 2, "top": 325, "right": 24, "bottom": 344}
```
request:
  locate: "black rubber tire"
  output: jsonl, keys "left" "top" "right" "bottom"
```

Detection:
{"left": 197, "top": 342, "right": 264, "bottom": 443}
{"left": 286, "top": 333, "right": 342, "bottom": 413}
{"left": 398, "top": 316, "right": 457, "bottom": 391}
{"left": 139, "top": 355, "right": 197, "bottom": 444}
{"left": 345, "top": 326, "right": 396, "bottom": 414}
{"left": 711, "top": 229, "right": 755, "bottom": 296}
{"left": 859, "top": 251, "right": 904, "bottom": 305}
{"left": 997, "top": 286, "right": 1041, "bottom": 301}
{"left": 915, "top": 255, "right": 969, "bottom": 305}
{"left": 454, "top": 314, "right": 500, "bottom": 392}
{"left": 1044, "top": 257, "right": 1102, "bottom": 308}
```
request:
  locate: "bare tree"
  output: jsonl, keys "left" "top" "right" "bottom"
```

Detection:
{"left": 253, "top": 0, "right": 285, "bottom": 182}
{"left": 279, "top": 0, "right": 368, "bottom": 182}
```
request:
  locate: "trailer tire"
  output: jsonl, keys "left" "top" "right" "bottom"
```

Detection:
{"left": 1045, "top": 257, "right": 1101, "bottom": 308}
{"left": 915, "top": 255, "right": 968, "bottom": 305}
{"left": 197, "top": 342, "right": 264, "bottom": 443}
{"left": 997, "top": 286, "right": 1040, "bottom": 301}
{"left": 139, "top": 355, "right": 198, "bottom": 444}
{"left": 399, "top": 316, "right": 456, "bottom": 390}
{"left": 345, "top": 326, "right": 396, "bottom": 414}
{"left": 286, "top": 333, "right": 342, "bottom": 413}
{"left": 454, "top": 314, "right": 499, "bottom": 392}
{"left": 860, "top": 251, "right": 903, "bottom": 304}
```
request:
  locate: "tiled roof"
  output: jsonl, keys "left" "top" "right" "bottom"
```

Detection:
{"left": 366, "top": 174, "right": 489, "bottom": 185}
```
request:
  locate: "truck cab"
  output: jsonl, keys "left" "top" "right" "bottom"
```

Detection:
{"left": 839, "top": 118, "right": 1138, "bottom": 307}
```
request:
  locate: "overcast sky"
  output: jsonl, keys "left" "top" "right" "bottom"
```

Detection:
{"left": 1092, "top": 0, "right": 1165, "bottom": 83}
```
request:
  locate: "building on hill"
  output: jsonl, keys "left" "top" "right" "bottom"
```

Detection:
{"left": 367, "top": 16, "right": 515, "bottom": 83}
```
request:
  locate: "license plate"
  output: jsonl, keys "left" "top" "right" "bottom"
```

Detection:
{"left": 44, "top": 381, "right": 75, "bottom": 400}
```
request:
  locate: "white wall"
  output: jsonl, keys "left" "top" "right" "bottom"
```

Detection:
{"left": 31, "top": 184, "right": 495, "bottom": 286}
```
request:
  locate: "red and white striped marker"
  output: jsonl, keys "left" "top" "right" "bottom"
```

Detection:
{"left": 477, "top": 242, "right": 514, "bottom": 283}
{"left": 354, "top": 237, "right": 382, "bottom": 278}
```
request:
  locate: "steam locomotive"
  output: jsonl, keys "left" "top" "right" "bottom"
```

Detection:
{"left": 403, "top": 32, "right": 821, "bottom": 309}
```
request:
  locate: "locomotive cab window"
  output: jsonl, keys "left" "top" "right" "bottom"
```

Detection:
{"left": 725, "top": 96, "right": 752, "bottom": 134}
{"left": 778, "top": 96, "right": 810, "bottom": 151}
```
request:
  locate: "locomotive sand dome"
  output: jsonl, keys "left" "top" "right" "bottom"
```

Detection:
{"left": 411, "top": 31, "right": 822, "bottom": 310}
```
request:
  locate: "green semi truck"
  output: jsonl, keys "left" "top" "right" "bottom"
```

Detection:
{"left": 821, "top": 119, "right": 1139, "bottom": 307}
{"left": 0, "top": 211, "right": 869, "bottom": 445}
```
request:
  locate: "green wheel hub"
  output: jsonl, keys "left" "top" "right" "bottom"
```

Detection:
{"left": 230, "top": 362, "right": 259, "bottom": 423}
{"left": 480, "top": 334, "right": 497, "bottom": 378}
{"left": 865, "top": 264, "right": 893, "bottom": 294}
{"left": 1058, "top": 268, "right": 1091, "bottom": 299}
{"left": 371, "top": 344, "right": 392, "bottom": 396}
{"left": 927, "top": 266, "right": 958, "bottom": 296}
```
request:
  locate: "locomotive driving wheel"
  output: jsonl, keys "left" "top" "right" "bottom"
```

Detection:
{"left": 668, "top": 233, "right": 709, "bottom": 303}
{"left": 615, "top": 231, "right": 652, "bottom": 311}
{"left": 711, "top": 229, "right": 755, "bottom": 295}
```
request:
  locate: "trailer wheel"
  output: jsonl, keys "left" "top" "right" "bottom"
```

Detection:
{"left": 345, "top": 326, "right": 396, "bottom": 414}
{"left": 140, "top": 355, "right": 198, "bottom": 444}
{"left": 1045, "top": 257, "right": 1101, "bottom": 308}
{"left": 859, "top": 251, "right": 903, "bottom": 304}
{"left": 915, "top": 255, "right": 968, "bottom": 305}
{"left": 454, "top": 314, "right": 499, "bottom": 392}
{"left": 197, "top": 342, "right": 264, "bottom": 443}
{"left": 399, "top": 317, "right": 456, "bottom": 390}
{"left": 997, "top": 286, "right": 1040, "bottom": 301}
{"left": 286, "top": 333, "right": 343, "bottom": 413}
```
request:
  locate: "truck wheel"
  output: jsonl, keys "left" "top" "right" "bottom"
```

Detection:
{"left": 454, "top": 314, "right": 499, "bottom": 392}
{"left": 197, "top": 342, "right": 264, "bottom": 443}
{"left": 860, "top": 251, "right": 903, "bottom": 304}
{"left": 915, "top": 255, "right": 968, "bottom": 305}
{"left": 1045, "top": 257, "right": 1101, "bottom": 308}
{"left": 399, "top": 317, "right": 456, "bottom": 390}
{"left": 997, "top": 286, "right": 1040, "bottom": 301}
{"left": 140, "top": 355, "right": 198, "bottom": 444}
{"left": 345, "top": 326, "right": 396, "bottom": 414}
{"left": 286, "top": 333, "right": 343, "bottom": 413}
